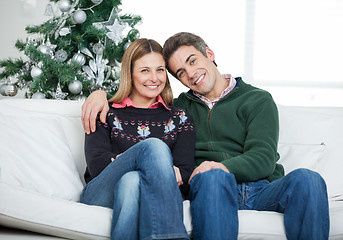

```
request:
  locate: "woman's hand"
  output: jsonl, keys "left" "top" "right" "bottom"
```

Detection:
{"left": 81, "top": 90, "right": 109, "bottom": 134}
{"left": 173, "top": 166, "right": 184, "bottom": 186}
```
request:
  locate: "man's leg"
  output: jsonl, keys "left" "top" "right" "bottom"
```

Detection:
{"left": 253, "top": 168, "right": 330, "bottom": 240}
{"left": 189, "top": 169, "right": 239, "bottom": 240}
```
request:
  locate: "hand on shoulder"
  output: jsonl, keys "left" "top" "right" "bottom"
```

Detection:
{"left": 82, "top": 90, "right": 109, "bottom": 134}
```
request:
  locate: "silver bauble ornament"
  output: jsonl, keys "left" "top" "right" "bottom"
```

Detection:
{"left": 72, "top": 52, "right": 86, "bottom": 66}
{"left": 0, "top": 83, "right": 7, "bottom": 96}
{"left": 31, "top": 66, "right": 43, "bottom": 79}
{"left": 68, "top": 79, "right": 83, "bottom": 94}
{"left": 93, "top": 42, "right": 104, "bottom": 55}
{"left": 37, "top": 44, "right": 54, "bottom": 57}
{"left": 58, "top": 0, "right": 71, "bottom": 12}
{"left": 75, "top": 93, "right": 87, "bottom": 101}
{"left": 91, "top": 0, "right": 103, "bottom": 4}
{"left": 73, "top": 10, "right": 87, "bottom": 24}
{"left": 55, "top": 49, "right": 68, "bottom": 62}
{"left": 32, "top": 91, "right": 46, "bottom": 99}
{"left": 4, "top": 83, "right": 18, "bottom": 97}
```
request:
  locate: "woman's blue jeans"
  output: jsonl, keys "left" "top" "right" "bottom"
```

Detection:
{"left": 189, "top": 168, "right": 329, "bottom": 240}
{"left": 81, "top": 138, "right": 189, "bottom": 240}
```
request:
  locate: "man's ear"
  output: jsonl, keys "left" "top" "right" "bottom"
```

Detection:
{"left": 205, "top": 47, "right": 215, "bottom": 62}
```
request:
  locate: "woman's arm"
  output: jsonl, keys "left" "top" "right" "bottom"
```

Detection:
{"left": 171, "top": 110, "right": 195, "bottom": 195}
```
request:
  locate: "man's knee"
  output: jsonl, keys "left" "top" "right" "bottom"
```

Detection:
{"left": 190, "top": 169, "right": 236, "bottom": 196}
{"left": 286, "top": 168, "right": 327, "bottom": 195}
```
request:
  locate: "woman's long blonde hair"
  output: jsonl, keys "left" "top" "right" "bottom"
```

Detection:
{"left": 108, "top": 38, "right": 173, "bottom": 105}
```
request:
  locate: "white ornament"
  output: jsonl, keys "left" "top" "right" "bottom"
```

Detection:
{"left": 73, "top": 10, "right": 87, "bottom": 24}
{"left": 0, "top": 84, "right": 7, "bottom": 96}
{"left": 32, "top": 91, "right": 46, "bottom": 99}
{"left": 49, "top": 82, "right": 68, "bottom": 100}
{"left": 59, "top": 27, "right": 70, "bottom": 36}
{"left": 31, "top": 66, "right": 43, "bottom": 79}
{"left": 91, "top": 0, "right": 103, "bottom": 4}
{"left": 37, "top": 44, "right": 49, "bottom": 54}
{"left": 55, "top": 49, "right": 68, "bottom": 62}
{"left": 72, "top": 52, "right": 86, "bottom": 66}
{"left": 44, "top": 3, "right": 54, "bottom": 16}
{"left": 3, "top": 83, "right": 18, "bottom": 97}
{"left": 92, "top": 42, "right": 104, "bottom": 55}
{"left": 58, "top": 0, "right": 71, "bottom": 12}
{"left": 68, "top": 79, "right": 83, "bottom": 94}
{"left": 92, "top": 7, "right": 132, "bottom": 45}
{"left": 105, "top": 19, "right": 127, "bottom": 44}
{"left": 75, "top": 93, "right": 87, "bottom": 101}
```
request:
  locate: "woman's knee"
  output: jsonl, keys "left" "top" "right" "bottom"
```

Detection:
{"left": 140, "top": 138, "right": 173, "bottom": 165}
{"left": 142, "top": 138, "right": 170, "bottom": 153}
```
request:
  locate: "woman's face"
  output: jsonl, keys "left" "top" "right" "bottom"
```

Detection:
{"left": 130, "top": 52, "right": 167, "bottom": 107}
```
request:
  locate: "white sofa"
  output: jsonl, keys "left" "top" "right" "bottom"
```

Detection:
{"left": 0, "top": 98, "right": 342, "bottom": 240}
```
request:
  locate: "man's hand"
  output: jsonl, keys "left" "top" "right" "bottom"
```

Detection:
{"left": 189, "top": 161, "right": 229, "bottom": 183}
{"left": 81, "top": 90, "right": 109, "bottom": 134}
{"left": 174, "top": 166, "right": 184, "bottom": 186}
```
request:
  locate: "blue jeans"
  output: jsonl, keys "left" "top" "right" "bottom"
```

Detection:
{"left": 81, "top": 138, "right": 189, "bottom": 240}
{"left": 189, "top": 168, "right": 329, "bottom": 240}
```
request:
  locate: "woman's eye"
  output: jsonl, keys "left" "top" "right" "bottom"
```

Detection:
{"left": 157, "top": 68, "right": 165, "bottom": 72}
{"left": 141, "top": 69, "right": 148, "bottom": 73}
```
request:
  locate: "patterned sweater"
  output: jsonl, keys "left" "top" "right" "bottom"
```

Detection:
{"left": 84, "top": 104, "right": 195, "bottom": 195}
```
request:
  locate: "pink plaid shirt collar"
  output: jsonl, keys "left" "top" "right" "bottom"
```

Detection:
{"left": 111, "top": 95, "right": 171, "bottom": 110}
{"left": 193, "top": 74, "right": 236, "bottom": 109}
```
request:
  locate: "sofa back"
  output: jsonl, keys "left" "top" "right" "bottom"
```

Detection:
{"left": 0, "top": 99, "right": 342, "bottom": 201}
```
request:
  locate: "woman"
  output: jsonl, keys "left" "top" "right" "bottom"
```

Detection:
{"left": 81, "top": 38, "right": 195, "bottom": 240}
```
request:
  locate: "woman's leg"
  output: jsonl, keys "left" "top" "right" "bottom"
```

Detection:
{"left": 136, "top": 138, "right": 189, "bottom": 240}
{"left": 81, "top": 138, "right": 188, "bottom": 240}
{"left": 111, "top": 171, "right": 140, "bottom": 240}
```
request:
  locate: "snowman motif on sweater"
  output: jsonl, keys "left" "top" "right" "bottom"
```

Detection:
{"left": 137, "top": 125, "right": 151, "bottom": 138}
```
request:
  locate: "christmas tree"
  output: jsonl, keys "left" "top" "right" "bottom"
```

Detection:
{"left": 0, "top": 0, "right": 141, "bottom": 100}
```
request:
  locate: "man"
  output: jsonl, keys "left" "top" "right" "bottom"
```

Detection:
{"left": 82, "top": 32, "right": 329, "bottom": 240}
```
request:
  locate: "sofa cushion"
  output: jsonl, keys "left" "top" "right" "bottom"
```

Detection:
{"left": 0, "top": 182, "right": 111, "bottom": 240}
{"left": 0, "top": 99, "right": 84, "bottom": 201}
{"left": 278, "top": 142, "right": 325, "bottom": 173}
{"left": 278, "top": 105, "right": 343, "bottom": 200}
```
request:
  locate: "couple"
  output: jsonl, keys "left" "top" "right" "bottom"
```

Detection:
{"left": 81, "top": 32, "right": 330, "bottom": 240}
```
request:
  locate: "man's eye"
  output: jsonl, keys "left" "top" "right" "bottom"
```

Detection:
{"left": 178, "top": 71, "right": 184, "bottom": 78}
{"left": 190, "top": 59, "right": 196, "bottom": 65}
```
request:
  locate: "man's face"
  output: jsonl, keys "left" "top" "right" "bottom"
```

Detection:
{"left": 168, "top": 45, "right": 217, "bottom": 99}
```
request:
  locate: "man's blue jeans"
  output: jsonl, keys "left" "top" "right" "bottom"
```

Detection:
{"left": 81, "top": 138, "right": 189, "bottom": 240}
{"left": 189, "top": 168, "right": 329, "bottom": 240}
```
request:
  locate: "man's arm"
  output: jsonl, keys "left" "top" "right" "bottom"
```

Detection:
{"left": 81, "top": 90, "right": 109, "bottom": 134}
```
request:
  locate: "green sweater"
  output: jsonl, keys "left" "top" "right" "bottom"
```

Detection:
{"left": 174, "top": 78, "right": 284, "bottom": 183}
